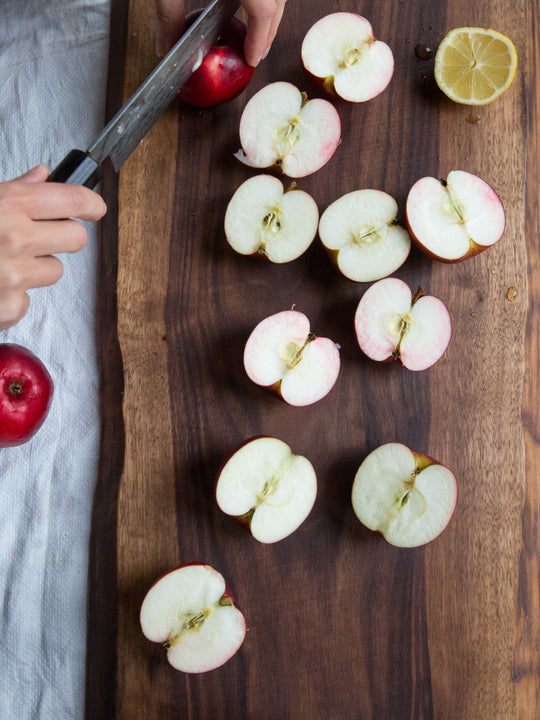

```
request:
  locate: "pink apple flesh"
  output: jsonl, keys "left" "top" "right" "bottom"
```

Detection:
{"left": 244, "top": 309, "right": 341, "bottom": 406}
{"left": 354, "top": 277, "right": 451, "bottom": 371}
{"left": 224, "top": 174, "right": 319, "bottom": 262}
{"left": 351, "top": 442, "right": 458, "bottom": 547}
{"left": 301, "top": 13, "right": 394, "bottom": 102}
{"left": 140, "top": 564, "right": 246, "bottom": 674}
{"left": 216, "top": 436, "right": 317, "bottom": 543}
{"left": 406, "top": 170, "right": 506, "bottom": 262}
{"left": 235, "top": 81, "right": 341, "bottom": 178}
{"left": 318, "top": 189, "right": 411, "bottom": 281}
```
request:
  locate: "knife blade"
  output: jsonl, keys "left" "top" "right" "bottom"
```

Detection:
{"left": 48, "top": 0, "right": 240, "bottom": 188}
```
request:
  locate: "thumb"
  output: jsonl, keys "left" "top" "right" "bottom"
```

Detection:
{"left": 17, "top": 164, "right": 49, "bottom": 183}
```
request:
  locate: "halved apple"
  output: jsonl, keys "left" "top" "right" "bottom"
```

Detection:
{"left": 354, "top": 277, "right": 451, "bottom": 371}
{"left": 140, "top": 564, "right": 246, "bottom": 673}
{"left": 406, "top": 170, "right": 506, "bottom": 262}
{"left": 244, "top": 309, "right": 341, "bottom": 406}
{"left": 224, "top": 174, "right": 319, "bottom": 262}
{"left": 351, "top": 442, "right": 458, "bottom": 547}
{"left": 301, "top": 13, "right": 394, "bottom": 102}
{"left": 318, "top": 189, "right": 411, "bottom": 282}
{"left": 234, "top": 81, "right": 341, "bottom": 178}
{"left": 216, "top": 436, "right": 317, "bottom": 543}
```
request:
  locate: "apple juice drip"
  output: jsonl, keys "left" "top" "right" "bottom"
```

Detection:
{"left": 391, "top": 287, "right": 424, "bottom": 360}
{"left": 278, "top": 332, "right": 316, "bottom": 369}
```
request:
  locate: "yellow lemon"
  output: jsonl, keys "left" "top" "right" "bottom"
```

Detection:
{"left": 434, "top": 27, "right": 517, "bottom": 105}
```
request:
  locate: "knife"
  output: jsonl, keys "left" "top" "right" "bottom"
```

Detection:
{"left": 48, "top": 0, "right": 240, "bottom": 189}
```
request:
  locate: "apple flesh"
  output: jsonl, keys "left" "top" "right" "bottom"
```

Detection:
{"left": 234, "top": 81, "right": 341, "bottom": 178}
{"left": 216, "top": 436, "right": 317, "bottom": 543}
{"left": 244, "top": 309, "right": 341, "bottom": 406}
{"left": 351, "top": 442, "right": 458, "bottom": 547}
{"left": 0, "top": 343, "right": 54, "bottom": 448}
{"left": 140, "top": 564, "right": 246, "bottom": 673}
{"left": 224, "top": 174, "right": 319, "bottom": 262}
{"left": 354, "top": 278, "right": 451, "bottom": 371}
{"left": 301, "top": 13, "right": 394, "bottom": 102}
{"left": 405, "top": 170, "right": 506, "bottom": 262}
{"left": 318, "top": 189, "right": 411, "bottom": 282}
{"left": 178, "top": 12, "right": 254, "bottom": 107}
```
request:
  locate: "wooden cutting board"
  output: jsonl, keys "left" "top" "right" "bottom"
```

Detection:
{"left": 87, "top": 0, "right": 539, "bottom": 718}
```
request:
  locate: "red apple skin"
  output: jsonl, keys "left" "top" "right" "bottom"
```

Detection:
{"left": 178, "top": 12, "right": 255, "bottom": 108}
{"left": 0, "top": 344, "right": 54, "bottom": 448}
{"left": 405, "top": 208, "right": 486, "bottom": 263}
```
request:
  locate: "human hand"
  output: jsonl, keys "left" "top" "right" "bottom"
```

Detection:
{"left": 154, "top": 0, "right": 286, "bottom": 66}
{"left": 0, "top": 165, "right": 107, "bottom": 331}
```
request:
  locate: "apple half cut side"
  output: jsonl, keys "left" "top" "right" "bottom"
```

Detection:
{"left": 318, "top": 189, "right": 411, "bottom": 282}
{"left": 244, "top": 309, "right": 341, "bottom": 406}
{"left": 178, "top": 13, "right": 254, "bottom": 107}
{"left": 140, "top": 564, "right": 246, "bottom": 674}
{"left": 351, "top": 442, "right": 458, "bottom": 547}
{"left": 234, "top": 81, "right": 341, "bottom": 178}
{"left": 216, "top": 436, "right": 317, "bottom": 543}
{"left": 405, "top": 170, "right": 506, "bottom": 262}
{"left": 354, "top": 277, "right": 451, "bottom": 371}
{"left": 301, "top": 13, "right": 394, "bottom": 102}
{"left": 224, "top": 175, "right": 319, "bottom": 262}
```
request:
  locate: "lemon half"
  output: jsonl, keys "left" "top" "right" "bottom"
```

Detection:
{"left": 434, "top": 27, "right": 517, "bottom": 105}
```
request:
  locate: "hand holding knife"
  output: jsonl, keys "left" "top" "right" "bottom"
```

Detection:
{"left": 48, "top": 0, "right": 240, "bottom": 188}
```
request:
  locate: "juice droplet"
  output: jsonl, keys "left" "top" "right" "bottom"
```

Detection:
{"left": 506, "top": 287, "right": 517, "bottom": 301}
{"left": 466, "top": 111, "right": 482, "bottom": 124}
{"left": 415, "top": 44, "right": 433, "bottom": 59}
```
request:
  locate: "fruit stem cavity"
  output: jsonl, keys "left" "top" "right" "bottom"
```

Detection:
{"left": 278, "top": 332, "right": 316, "bottom": 369}
{"left": 163, "top": 609, "right": 209, "bottom": 647}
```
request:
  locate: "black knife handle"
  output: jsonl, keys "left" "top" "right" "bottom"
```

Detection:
{"left": 47, "top": 149, "right": 101, "bottom": 189}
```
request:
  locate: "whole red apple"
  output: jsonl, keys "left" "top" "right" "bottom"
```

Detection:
{"left": 178, "top": 12, "right": 254, "bottom": 107}
{"left": 0, "top": 343, "right": 54, "bottom": 448}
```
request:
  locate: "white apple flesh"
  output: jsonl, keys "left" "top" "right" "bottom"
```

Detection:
{"left": 243, "top": 309, "right": 341, "bottom": 406}
{"left": 406, "top": 170, "right": 506, "bottom": 262}
{"left": 224, "top": 174, "right": 319, "bottom": 262}
{"left": 139, "top": 564, "right": 246, "bottom": 674}
{"left": 351, "top": 442, "right": 458, "bottom": 547}
{"left": 216, "top": 436, "right": 317, "bottom": 543}
{"left": 354, "top": 277, "right": 451, "bottom": 371}
{"left": 234, "top": 81, "right": 341, "bottom": 178}
{"left": 301, "top": 13, "right": 394, "bottom": 102}
{"left": 318, "top": 189, "right": 411, "bottom": 282}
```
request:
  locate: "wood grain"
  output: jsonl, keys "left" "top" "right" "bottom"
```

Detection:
{"left": 88, "top": 0, "right": 539, "bottom": 718}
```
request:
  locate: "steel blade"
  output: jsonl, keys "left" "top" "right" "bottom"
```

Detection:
{"left": 89, "top": 0, "right": 239, "bottom": 171}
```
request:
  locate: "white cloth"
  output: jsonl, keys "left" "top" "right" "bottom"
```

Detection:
{"left": 0, "top": 2, "right": 111, "bottom": 718}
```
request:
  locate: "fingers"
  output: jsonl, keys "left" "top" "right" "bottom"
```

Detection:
{"left": 0, "top": 256, "right": 63, "bottom": 331}
{"left": 17, "top": 165, "right": 50, "bottom": 184}
{"left": 242, "top": 0, "right": 286, "bottom": 66}
{"left": 1, "top": 179, "right": 107, "bottom": 223}
{"left": 0, "top": 291, "right": 30, "bottom": 332}
{"left": 154, "top": 0, "right": 185, "bottom": 56}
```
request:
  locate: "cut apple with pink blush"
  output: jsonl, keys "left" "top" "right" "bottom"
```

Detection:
{"left": 318, "top": 189, "right": 411, "bottom": 282}
{"left": 244, "top": 309, "right": 341, "bottom": 406}
{"left": 216, "top": 436, "right": 317, "bottom": 543}
{"left": 234, "top": 81, "right": 341, "bottom": 177}
{"left": 301, "top": 13, "right": 394, "bottom": 102}
{"left": 406, "top": 170, "right": 506, "bottom": 262}
{"left": 351, "top": 442, "right": 458, "bottom": 547}
{"left": 139, "top": 564, "right": 246, "bottom": 674}
{"left": 224, "top": 174, "right": 319, "bottom": 262}
{"left": 354, "top": 277, "right": 451, "bottom": 371}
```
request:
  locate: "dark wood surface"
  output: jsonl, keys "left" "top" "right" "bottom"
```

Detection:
{"left": 88, "top": 0, "right": 539, "bottom": 718}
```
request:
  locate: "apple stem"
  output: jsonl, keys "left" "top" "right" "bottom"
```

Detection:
{"left": 279, "top": 332, "right": 316, "bottom": 369}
